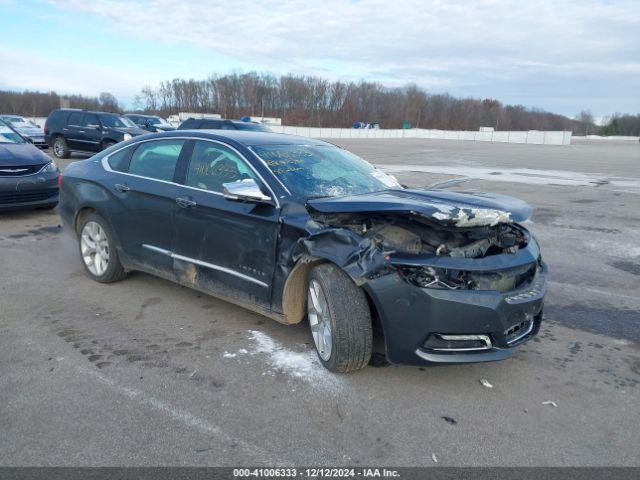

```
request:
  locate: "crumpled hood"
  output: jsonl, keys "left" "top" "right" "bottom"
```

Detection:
{"left": 0, "top": 143, "right": 50, "bottom": 166}
{"left": 306, "top": 188, "right": 533, "bottom": 227}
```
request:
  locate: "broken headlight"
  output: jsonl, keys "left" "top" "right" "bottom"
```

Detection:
{"left": 398, "top": 266, "right": 469, "bottom": 290}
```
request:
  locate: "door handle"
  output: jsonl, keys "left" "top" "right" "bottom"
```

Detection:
{"left": 114, "top": 183, "right": 130, "bottom": 192}
{"left": 176, "top": 197, "right": 196, "bottom": 208}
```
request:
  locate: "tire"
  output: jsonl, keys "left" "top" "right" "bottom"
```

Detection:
{"left": 101, "top": 140, "right": 116, "bottom": 151}
{"left": 52, "top": 136, "right": 70, "bottom": 159}
{"left": 78, "top": 213, "right": 127, "bottom": 283}
{"left": 307, "top": 263, "right": 372, "bottom": 373}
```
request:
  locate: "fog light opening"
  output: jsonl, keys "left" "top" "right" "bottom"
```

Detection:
{"left": 423, "top": 334, "right": 492, "bottom": 352}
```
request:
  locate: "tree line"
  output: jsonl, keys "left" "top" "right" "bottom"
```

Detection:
{"left": 599, "top": 114, "right": 640, "bottom": 136}
{"left": 0, "top": 91, "right": 120, "bottom": 117}
{"left": 2, "top": 72, "right": 637, "bottom": 135}
{"left": 134, "top": 73, "right": 590, "bottom": 132}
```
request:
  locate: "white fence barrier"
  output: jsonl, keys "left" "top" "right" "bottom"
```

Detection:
{"left": 573, "top": 135, "right": 639, "bottom": 141}
{"left": 269, "top": 126, "right": 571, "bottom": 145}
{"left": 21, "top": 116, "right": 572, "bottom": 145}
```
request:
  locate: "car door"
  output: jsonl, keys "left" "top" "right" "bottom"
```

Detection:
{"left": 79, "top": 113, "right": 102, "bottom": 152}
{"left": 104, "top": 138, "right": 189, "bottom": 277}
{"left": 172, "top": 139, "right": 280, "bottom": 308}
{"left": 64, "top": 111, "right": 84, "bottom": 150}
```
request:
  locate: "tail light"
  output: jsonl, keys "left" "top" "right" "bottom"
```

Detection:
{"left": 57, "top": 173, "right": 63, "bottom": 188}
{"left": 44, "top": 122, "right": 49, "bottom": 135}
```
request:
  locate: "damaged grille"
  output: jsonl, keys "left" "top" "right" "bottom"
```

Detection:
{"left": 399, "top": 261, "right": 538, "bottom": 292}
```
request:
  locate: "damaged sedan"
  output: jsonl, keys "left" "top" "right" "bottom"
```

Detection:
{"left": 59, "top": 131, "right": 547, "bottom": 372}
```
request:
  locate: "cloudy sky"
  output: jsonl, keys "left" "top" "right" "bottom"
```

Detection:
{"left": 1, "top": 0, "right": 638, "bottom": 118}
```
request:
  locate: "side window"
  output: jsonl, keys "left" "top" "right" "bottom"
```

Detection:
{"left": 128, "top": 140, "right": 185, "bottom": 182}
{"left": 185, "top": 141, "right": 258, "bottom": 193}
{"left": 68, "top": 112, "right": 83, "bottom": 125}
{"left": 107, "top": 147, "right": 132, "bottom": 172}
{"left": 81, "top": 114, "right": 99, "bottom": 127}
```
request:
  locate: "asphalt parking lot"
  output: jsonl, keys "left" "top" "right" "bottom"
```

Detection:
{"left": 1, "top": 138, "right": 639, "bottom": 466}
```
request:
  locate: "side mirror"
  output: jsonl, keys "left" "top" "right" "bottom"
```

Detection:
{"left": 222, "top": 178, "right": 272, "bottom": 203}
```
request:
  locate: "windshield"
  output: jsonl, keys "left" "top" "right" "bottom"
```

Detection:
{"left": 100, "top": 114, "right": 137, "bottom": 128}
{"left": 150, "top": 116, "right": 170, "bottom": 126}
{"left": 0, "top": 123, "right": 26, "bottom": 144}
{"left": 1, "top": 116, "right": 25, "bottom": 125}
{"left": 252, "top": 144, "right": 401, "bottom": 198}
{"left": 235, "top": 122, "right": 271, "bottom": 132}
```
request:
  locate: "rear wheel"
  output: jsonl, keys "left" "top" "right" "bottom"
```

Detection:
{"left": 78, "top": 213, "right": 127, "bottom": 283}
{"left": 307, "top": 264, "right": 372, "bottom": 373}
{"left": 52, "top": 136, "right": 70, "bottom": 159}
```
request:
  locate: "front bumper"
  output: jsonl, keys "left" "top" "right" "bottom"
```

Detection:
{"left": 364, "top": 261, "right": 547, "bottom": 366}
{"left": 0, "top": 172, "right": 59, "bottom": 210}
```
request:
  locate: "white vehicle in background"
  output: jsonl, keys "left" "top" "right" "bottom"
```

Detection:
{"left": 0, "top": 115, "right": 48, "bottom": 149}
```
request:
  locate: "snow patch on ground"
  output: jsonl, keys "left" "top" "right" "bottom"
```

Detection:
{"left": 379, "top": 165, "right": 640, "bottom": 190}
{"left": 224, "top": 330, "right": 342, "bottom": 389}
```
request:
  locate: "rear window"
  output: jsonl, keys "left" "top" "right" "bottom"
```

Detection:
{"left": 234, "top": 122, "right": 271, "bottom": 132}
{"left": 128, "top": 139, "right": 185, "bottom": 182}
{"left": 178, "top": 118, "right": 199, "bottom": 129}
{"left": 107, "top": 147, "right": 132, "bottom": 172}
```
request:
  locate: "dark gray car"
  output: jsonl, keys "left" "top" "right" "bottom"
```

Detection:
{"left": 58, "top": 130, "right": 546, "bottom": 372}
{"left": 0, "top": 120, "right": 59, "bottom": 210}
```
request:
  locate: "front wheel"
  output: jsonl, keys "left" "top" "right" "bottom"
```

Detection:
{"left": 78, "top": 213, "right": 128, "bottom": 283}
{"left": 101, "top": 140, "right": 116, "bottom": 151}
{"left": 307, "top": 264, "right": 372, "bottom": 373}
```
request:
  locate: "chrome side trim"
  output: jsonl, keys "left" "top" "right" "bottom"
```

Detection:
{"left": 142, "top": 244, "right": 268, "bottom": 288}
{"left": 101, "top": 136, "right": 280, "bottom": 207}
{"left": 142, "top": 244, "right": 172, "bottom": 256}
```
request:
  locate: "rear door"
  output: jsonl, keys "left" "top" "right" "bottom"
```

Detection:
{"left": 65, "top": 112, "right": 84, "bottom": 150}
{"left": 171, "top": 139, "right": 280, "bottom": 307}
{"left": 104, "top": 138, "right": 189, "bottom": 277}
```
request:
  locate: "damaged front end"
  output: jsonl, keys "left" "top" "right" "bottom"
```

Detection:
{"left": 296, "top": 188, "right": 547, "bottom": 365}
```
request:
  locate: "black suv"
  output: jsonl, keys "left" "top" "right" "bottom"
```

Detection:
{"left": 178, "top": 118, "right": 271, "bottom": 132}
{"left": 45, "top": 109, "right": 147, "bottom": 158}
{"left": 124, "top": 114, "right": 176, "bottom": 132}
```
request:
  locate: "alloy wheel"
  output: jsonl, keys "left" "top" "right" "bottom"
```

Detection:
{"left": 307, "top": 279, "right": 333, "bottom": 361}
{"left": 54, "top": 139, "right": 64, "bottom": 157}
{"left": 80, "top": 221, "right": 110, "bottom": 276}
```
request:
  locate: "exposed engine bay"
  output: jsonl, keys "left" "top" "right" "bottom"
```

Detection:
{"left": 311, "top": 211, "right": 528, "bottom": 258}
{"left": 310, "top": 211, "right": 539, "bottom": 292}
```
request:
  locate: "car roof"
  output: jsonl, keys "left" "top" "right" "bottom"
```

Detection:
{"left": 165, "top": 129, "right": 332, "bottom": 147}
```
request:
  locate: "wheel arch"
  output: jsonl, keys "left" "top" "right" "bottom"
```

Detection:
{"left": 281, "top": 256, "right": 325, "bottom": 325}
{"left": 281, "top": 256, "right": 383, "bottom": 331}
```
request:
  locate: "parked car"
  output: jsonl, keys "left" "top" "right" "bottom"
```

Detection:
{"left": 44, "top": 109, "right": 147, "bottom": 159}
{"left": 178, "top": 117, "right": 271, "bottom": 132}
{"left": 0, "top": 119, "right": 59, "bottom": 210}
{"left": 0, "top": 114, "right": 48, "bottom": 149}
{"left": 124, "top": 114, "right": 176, "bottom": 132}
{"left": 58, "top": 130, "right": 546, "bottom": 372}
